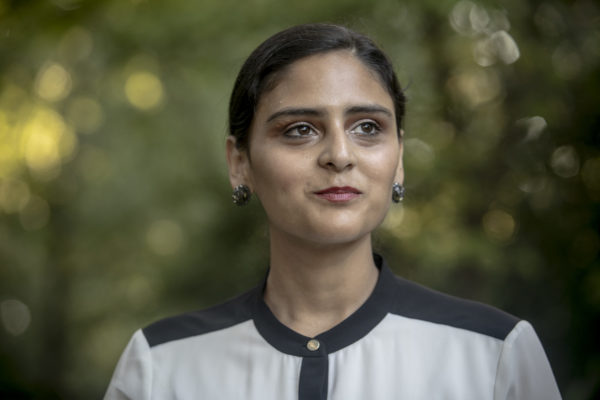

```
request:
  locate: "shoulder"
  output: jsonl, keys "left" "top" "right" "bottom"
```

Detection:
{"left": 494, "top": 320, "right": 562, "bottom": 399}
{"left": 142, "top": 286, "right": 259, "bottom": 348}
{"left": 387, "top": 272, "right": 520, "bottom": 340}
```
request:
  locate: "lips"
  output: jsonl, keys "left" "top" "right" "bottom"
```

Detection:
{"left": 314, "top": 186, "right": 362, "bottom": 203}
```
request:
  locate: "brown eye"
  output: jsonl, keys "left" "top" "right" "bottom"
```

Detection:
{"left": 361, "top": 123, "right": 375, "bottom": 134}
{"left": 297, "top": 125, "right": 311, "bottom": 135}
{"left": 284, "top": 124, "right": 316, "bottom": 138}
{"left": 352, "top": 121, "right": 381, "bottom": 136}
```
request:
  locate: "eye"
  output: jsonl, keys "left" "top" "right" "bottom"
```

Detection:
{"left": 284, "top": 123, "right": 317, "bottom": 138}
{"left": 351, "top": 121, "right": 381, "bottom": 136}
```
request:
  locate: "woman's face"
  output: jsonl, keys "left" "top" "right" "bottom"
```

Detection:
{"left": 228, "top": 50, "right": 403, "bottom": 247}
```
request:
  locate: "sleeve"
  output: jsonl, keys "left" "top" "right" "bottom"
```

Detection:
{"left": 103, "top": 329, "right": 153, "bottom": 400}
{"left": 493, "top": 320, "right": 562, "bottom": 400}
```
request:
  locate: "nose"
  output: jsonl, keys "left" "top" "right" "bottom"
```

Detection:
{"left": 317, "top": 126, "right": 356, "bottom": 172}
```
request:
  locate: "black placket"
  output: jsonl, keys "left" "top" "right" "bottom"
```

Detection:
{"left": 253, "top": 254, "right": 397, "bottom": 400}
{"left": 298, "top": 343, "right": 329, "bottom": 400}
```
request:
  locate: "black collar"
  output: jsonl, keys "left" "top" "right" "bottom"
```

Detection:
{"left": 252, "top": 254, "right": 398, "bottom": 357}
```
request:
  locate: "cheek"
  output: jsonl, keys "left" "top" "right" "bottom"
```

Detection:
{"left": 250, "top": 152, "right": 305, "bottom": 200}
{"left": 363, "top": 148, "right": 400, "bottom": 182}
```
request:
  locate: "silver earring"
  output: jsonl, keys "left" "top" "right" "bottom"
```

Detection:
{"left": 232, "top": 184, "right": 251, "bottom": 206}
{"left": 392, "top": 183, "right": 405, "bottom": 203}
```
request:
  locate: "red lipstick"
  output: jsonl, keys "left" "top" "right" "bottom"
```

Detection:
{"left": 314, "top": 186, "right": 361, "bottom": 203}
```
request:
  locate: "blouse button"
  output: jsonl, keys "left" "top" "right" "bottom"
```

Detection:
{"left": 306, "top": 339, "right": 320, "bottom": 351}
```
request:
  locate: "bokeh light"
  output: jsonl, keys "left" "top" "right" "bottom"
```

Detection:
{"left": 482, "top": 209, "right": 516, "bottom": 243}
{"left": 473, "top": 30, "right": 519, "bottom": 66}
{"left": 19, "top": 106, "right": 77, "bottom": 180}
{"left": 124, "top": 71, "right": 164, "bottom": 110}
{"left": 447, "top": 68, "right": 502, "bottom": 108}
{"left": 1, "top": 298, "right": 32, "bottom": 336}
{"left": 35, "top": 62, "right": 72, "bottom": 102}
{"left": 517, "top": 116, "right": 547, "bottom": 142}
{"left": 550, "top": 145, "right": 580, "bottom": 179}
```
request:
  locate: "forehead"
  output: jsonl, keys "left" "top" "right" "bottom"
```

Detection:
{"left": 255, "top": 51, "right": 394, "bottom": 116}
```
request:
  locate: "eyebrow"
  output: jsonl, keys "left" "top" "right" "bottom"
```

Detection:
{"left": 266, "top": 104, "right": 393, "bottom": 123}
{"left": 266, "top": 108, "right": 324, "bottom": 122}
{"left": 345, "top": 105, "right": 393, "bottom": 118}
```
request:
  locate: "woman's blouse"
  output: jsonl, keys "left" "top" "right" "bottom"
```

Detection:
{"left": 104, "top": 255, "right": 561, "bottom": 399}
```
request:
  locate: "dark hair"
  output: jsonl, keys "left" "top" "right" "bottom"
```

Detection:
{"left": 228, "top": 23, "right": 406, "bottom": 150}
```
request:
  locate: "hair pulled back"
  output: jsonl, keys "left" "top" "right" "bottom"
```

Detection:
{"left": 228, "top": 23, "right": 406, "bottom": 150}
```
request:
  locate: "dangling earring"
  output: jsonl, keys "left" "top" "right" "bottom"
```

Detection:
{"left": 232, "top": 184, "right": 251, "bottom": 206}
{"left": 391, "top": 182, "right": 405, "bottom": 203}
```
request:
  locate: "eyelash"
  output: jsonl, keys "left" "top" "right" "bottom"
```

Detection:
{"left": 351, "top": 120, "right": 382, "bottom": 136}
{"left": 283, "top": 123, "right": 317, "bottom": 138}
{"left": 282, "top": 120, "right": 383, "bottom": 139}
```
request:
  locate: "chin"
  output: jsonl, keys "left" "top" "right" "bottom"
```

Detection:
{"left": 269, "top": 208, "right": 388, "bottom": 247}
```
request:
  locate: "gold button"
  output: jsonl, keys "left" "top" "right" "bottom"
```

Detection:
{"left": 306, "top": 339, "right": 320, "bottom": 351}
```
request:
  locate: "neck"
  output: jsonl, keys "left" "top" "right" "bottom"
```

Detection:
{"left": 263, "top": 229, "right": 379, "bottom": 338}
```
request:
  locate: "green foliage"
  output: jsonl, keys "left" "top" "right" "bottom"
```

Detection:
{"left": 0, "top": 0, "right": 598, "bottom": 398}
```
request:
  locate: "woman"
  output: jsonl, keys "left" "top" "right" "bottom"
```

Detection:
{"left": 104, "top": 23, "right": 561, "bottom": 399}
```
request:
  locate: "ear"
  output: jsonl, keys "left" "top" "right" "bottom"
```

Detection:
{"left": 394, "top": 129, "right": 405, "bottom": 184}
{"left": 226, "top": 136, "right": 252, "bottom": 190}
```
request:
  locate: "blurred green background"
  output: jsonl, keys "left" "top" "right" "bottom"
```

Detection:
{"left": 0, "top": 0, "right": 598, "bottom": 398}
